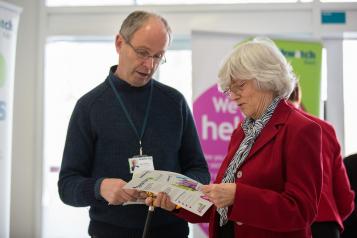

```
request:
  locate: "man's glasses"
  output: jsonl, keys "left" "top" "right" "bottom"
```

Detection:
{"left": 123, "top": 37, "right": 166, "bottom": 65}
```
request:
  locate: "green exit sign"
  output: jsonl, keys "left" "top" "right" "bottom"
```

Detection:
{"left": 321, "top": 11, "right": 346, "bottom": 24}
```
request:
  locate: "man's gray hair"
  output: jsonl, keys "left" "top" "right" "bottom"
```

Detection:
{"left": 119, "top": 10, "right": 172, "bottom": 43}
{"left": 218, "top": 37, "right": 296, "bottom": 99}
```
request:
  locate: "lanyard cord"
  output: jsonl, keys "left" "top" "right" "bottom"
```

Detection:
{"left": 109, "top": 78, "right": 153, "bottom": 155}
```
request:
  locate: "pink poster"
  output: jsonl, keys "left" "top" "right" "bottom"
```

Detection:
{"left": 193, "top": 84, "right": 244, "bottom": 235}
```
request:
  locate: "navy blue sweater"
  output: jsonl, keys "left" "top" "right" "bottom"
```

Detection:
{"left": 58, "top": 66, "right": 210, "bottom": 237}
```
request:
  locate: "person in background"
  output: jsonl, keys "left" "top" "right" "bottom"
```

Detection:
{"left": 289, "top": 83, "right": 355, "bottom": 238}
{"left": 146, "top": 37, "right": 323, "bottom": 238}
{"left": 58, "top": 10, "right": 210, "bottom": 238}
{"left": 341, "top": 153, "right": 357, "bottom": 238}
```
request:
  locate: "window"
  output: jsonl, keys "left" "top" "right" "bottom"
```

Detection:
{"left": 321, "top": 0, "right": 357, "bottom": 2}
{"left": 42, "top": 40, "right": 116, "bottom": 238}
{"left": 159, "top": 50, "right": 192, "bottom": 105}
{"left": 46, "top": 0, "right": 133, "bottom": 7}
{"left": 343, "top": 40, "right": 357, "bottom": 156}
{"left": 46, "top": 0, "right": 311, "bottom": 7}
{"left": 321, "top": 48, "right": 327, "bottom": 118}
{"left": 139, "top": 0, "right": 308, "bottom": 4}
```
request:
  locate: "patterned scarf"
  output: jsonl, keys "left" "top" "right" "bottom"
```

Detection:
{"left": 217, "top": 97, "right": 281, "bottom": 226}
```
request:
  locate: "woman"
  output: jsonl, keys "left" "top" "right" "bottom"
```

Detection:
{"left": 146, "top": 38, "right": 323, "bottom": 238}
{"left": 289, "top": 84, "right": 355, "bottom": 238}
{"left": 342, "top": 153, "right": 357, "bottom": 238}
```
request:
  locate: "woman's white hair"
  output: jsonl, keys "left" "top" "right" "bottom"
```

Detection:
{"left": 218, "top": 37, "right": 296, "bottom": 99}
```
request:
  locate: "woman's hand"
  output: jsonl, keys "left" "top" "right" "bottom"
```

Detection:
{"left": 200, "top": 183, "right": 236, "bottom": 208}
{"left": 145, "top": 192, "right": 176, "bottom": 211}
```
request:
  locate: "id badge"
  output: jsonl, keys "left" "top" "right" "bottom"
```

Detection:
{"left": 128, "top": 156, "right": 154, "bottom": 174}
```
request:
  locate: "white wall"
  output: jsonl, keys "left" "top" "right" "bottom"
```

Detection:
{"left": 3, "top": 0, "right": 41, "bottom": 237}
{"left": 3, "top": 0, "right": 357, "bottom": 237}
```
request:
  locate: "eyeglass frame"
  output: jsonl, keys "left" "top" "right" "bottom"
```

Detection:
{"left": 223, "top": 80, "right": 248, "bottom": 97}
{"left": 121, "top": 35, "right": 167, "bottom": 65}
{"left": 223, "top": 88, "right": 232, "bottom": 97}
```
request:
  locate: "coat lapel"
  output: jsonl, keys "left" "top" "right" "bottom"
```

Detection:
{"left": 246, "top": 100, "right": 292, "bottom": 160}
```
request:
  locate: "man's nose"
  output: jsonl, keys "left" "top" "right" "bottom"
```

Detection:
{"left": 142, "top": 56, "right": 155, "bottom": 69}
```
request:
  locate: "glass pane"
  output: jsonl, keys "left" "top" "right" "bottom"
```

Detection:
{"left": 42, "top": 40, "right": 117, "bottom": 238}
{"left": 139, "top": 0, "right": 300, "bottom": 4}
{"left": 321, "top": 48, "right": 327, "bottom": 118}
{"left": 46, "top": 0, "right": 310, "bottom": 6}
{"left": 343, "top": 40, "right": 357, "bottom": 156}
{"left": 321, "top": 0, "right": 357, "bottom": 2}
{"left": 46, "top": 0, "right": 133, "bottom": 7}
{"left": 158, "top": 50, "right": 192, "bottom": 106}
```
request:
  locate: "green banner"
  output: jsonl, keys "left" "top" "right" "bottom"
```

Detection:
{"left": 274, "top": 40, "right": 323, "bottom": 116}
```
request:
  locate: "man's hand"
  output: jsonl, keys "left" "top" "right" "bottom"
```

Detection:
{"left": 145, "top": 192, "right": 176, "bottom": 211}
{"left": 200, "top": 183, "right": 236, "bottom": 208}
{"left": 100, "top": 178, "right": 145, "bottom": 205}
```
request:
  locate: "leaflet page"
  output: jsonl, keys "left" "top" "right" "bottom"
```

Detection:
{"left": 124, "top": 170, "right": 212, "bottom": 216}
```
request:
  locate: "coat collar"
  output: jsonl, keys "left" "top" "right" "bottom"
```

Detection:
{"left": 242, "top": 99, "right": 293, "bottom": 160}
{"left": 216, "top": 100, "right": 294, "bottom": 183}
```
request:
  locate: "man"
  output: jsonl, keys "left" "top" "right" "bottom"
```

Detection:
{"left": 342, "top": 153, "right": 357, "bottom": 238}
{"left": 58, "top": 11, "right": 210, "bottom": 238}
{"left": 289, "top": 83, "right": 354, "bottom": 238}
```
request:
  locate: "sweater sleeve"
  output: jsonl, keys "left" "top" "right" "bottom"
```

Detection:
{"left": 178, "top": 100, "right": 210, "bottom": 185}
{"left": 58, "top": 100, "right": 98, "bottom": 207}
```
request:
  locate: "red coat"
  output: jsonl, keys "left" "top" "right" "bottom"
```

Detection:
{"left": 298, "top": 110, "right": 355, "bottom": 231}
{"left": 176, "top": 100, "right": 323, "bottom": 238}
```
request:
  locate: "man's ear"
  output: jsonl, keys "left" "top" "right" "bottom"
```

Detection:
{"left": 115, "top": 34, "right": 124, "bottom": 53}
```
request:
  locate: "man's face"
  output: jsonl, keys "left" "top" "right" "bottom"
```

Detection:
{"left": 115, "top": 17, "right": 170, "bottom": 87}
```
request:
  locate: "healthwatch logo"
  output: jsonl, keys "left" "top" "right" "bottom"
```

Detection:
{"left": 0, "top": 19, "right": 13, "bottom": 31}
{"left": 0, "top": 54, "right": 5, "bottom": 88}
{"left": 280, "top": 48, "right": 316, "bottom": 64}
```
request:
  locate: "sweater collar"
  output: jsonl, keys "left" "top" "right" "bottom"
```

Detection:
{"left": 108, "top": 65, "right": 152, "bottom": 92}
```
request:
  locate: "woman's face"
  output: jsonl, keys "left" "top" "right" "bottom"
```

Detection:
{"left": 227, "top": 79, "right": 274, "bottom": 119}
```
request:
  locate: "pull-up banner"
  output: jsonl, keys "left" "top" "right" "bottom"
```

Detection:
{"left": 274, "top": 39, "right": 322, "bottom": 116}
{"left": 0, "top": 1, "right": 22, "bottom": 237}
{"left": 192, "top": 31, "right": 322, "bottom": 237}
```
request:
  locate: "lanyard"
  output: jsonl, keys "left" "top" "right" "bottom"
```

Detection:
{"left": 109, "top": 78, "right": 153, "bottom": 156}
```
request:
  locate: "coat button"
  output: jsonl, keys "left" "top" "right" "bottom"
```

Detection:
{"left": 237, "top": 171, "right": 243, "bottom": 178}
